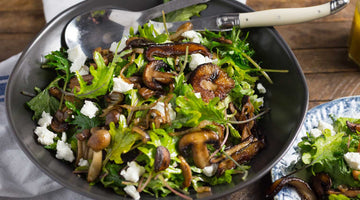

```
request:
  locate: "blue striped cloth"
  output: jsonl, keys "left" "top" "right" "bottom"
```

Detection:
{"left": 0, "top": 75, "right": 8, "bottom": 102}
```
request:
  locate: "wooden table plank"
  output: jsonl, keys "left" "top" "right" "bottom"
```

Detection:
{"left": 0, "top": 0, "right": 43, "bottom": 11}
{"left": 0, "top": 11, "right": 45, "bottom": 33}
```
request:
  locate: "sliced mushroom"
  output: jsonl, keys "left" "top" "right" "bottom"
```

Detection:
{"left": 169, "top": 22, "right": 193, "bottom": 41}
{"left": 50, "top": 108, "right": 72, "bottom": 133}
{"left": 266, "top": 177, "right": 317, "bottom": 200}
{"left": 87, "top": 129, "right": 111, "bottom": 152}
{"left": 87, "top": 150, "right": 102, "bottom": 182}
{"left": 178, "top": 131, "right": 220, "bottom": 169}
{"left": 145, "top": 42, "right": 212, "bottom": 61}
{"left": 311, "top": 173, "right": 332, "bottom": 198}
{"left": 346, "top": 121, "right": 360, "bottom": 133}
{"left": 125, "top": 37, "right": 153, "bottom": 49}
{"left": 327, "top": 185, "right": 360, "bottom": 198}
{"left": 105, "top": 109, "right": 122, "bottom": 126}
{"left": 104, "top": 92, "right": 124, "bottom": 106}
{"left": 189, "top": 63, "right": 235, "bottom": 103}
{"left": 178, "top": 155, "right": 192, "bottom": 188}
{"left": 48, "top": 86, "right": 78, "bottom": 103}
{"left": 154, "top": 146, "right": 171, "bottom": 172}
{"left": 217, "top": 139, "right": 264, "bottom": 176}
{"left": 211, "top": 135, "right": 255, "bottom": 164}
{"left": 143, "top": 60, "right": 176, "bottom": 90}
{"left": 139, "top": 87, "right": 157, "bottom": 99}
{"left": 68, "top": 74, "right": 94, "bottom": 92}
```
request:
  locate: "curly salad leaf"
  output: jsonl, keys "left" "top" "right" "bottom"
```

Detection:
{"left": 299, "top": 117, "right": 360, "bottom": 188}
{"left": 75, "top": 51, "right": 115, "bottom": 99}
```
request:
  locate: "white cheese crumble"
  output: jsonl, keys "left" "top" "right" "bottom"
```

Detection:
{"left": 123, "top": 185, "right": 140, "bottom": 200}
{"left": 152, "top": 102, "right": 176, "bottom": 121}
{"left": 37, "top": 111, "right": 53, "bottom": 127}
{"left": 109, "top": 41, "right": 126, "bottom": 54}
{"left": 80, "top": 100, "right": 99, "bottom": 119}
{"left": 194, "top": 92, "right": 202, "bottom": 99}
{"left": 310, "top": 128, "right": 323, "bottom": 138}
{"left": 56, "top": 140, "right": 75, "bottom": 162}
{"left": 202, "top": 164, "right": 218, "bottom": 177}
{"left": 189, "top": 53, "right": 213, "bottom": 71}
{"left": 181, "top": 30, "right": 202, "bottom": 43}
{"left": 318, "top": 120, "right": 336, "bottom": 136}
{"left": 34, "top": 126, "right": 57, "bottom": 146}
{"left": 112, "top": 77, "right": 134, "bottom": 93}
{"left": 78, "top": 158, "right": 89, "bottom": 167}
{"left": 344, "top": 152, "right": 360, "bottom": 170}
{"left": 120, "top": 161, "right": 145, "bottom": 183}
{"left": 61, "top": 132, "right": 67, "bottom": 142}
{"left": 257, "top": 83, "right": 266, "bottom": 94}
{"left": 67, "top": 44, "right": 87, "bottom": 74}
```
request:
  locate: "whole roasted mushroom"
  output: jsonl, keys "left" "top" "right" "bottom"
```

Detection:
{"left": 189, "top": 63, "right": 235, "bottom": 102}
{"left": 178, "top": 131, "right": 220, "bottom": 169}
{"left": 143, "top": 60, "right": 176, "bottom": 90}
{"left": 86, "top": 129, "right": 111, "bottom": 182}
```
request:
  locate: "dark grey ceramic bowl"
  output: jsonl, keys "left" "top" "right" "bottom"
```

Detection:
{"left": 5, "top": 0, "right": 308, "bottom": 199}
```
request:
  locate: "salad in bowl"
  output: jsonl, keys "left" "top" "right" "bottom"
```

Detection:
{"left": 25, "top": 21, "right": 272, "bottom": 199}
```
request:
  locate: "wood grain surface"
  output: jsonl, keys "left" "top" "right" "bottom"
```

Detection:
{"left": 2, "top": 0, "right": 359, "bottom": 199}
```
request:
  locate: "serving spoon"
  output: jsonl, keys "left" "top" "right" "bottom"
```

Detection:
{"left": 64, "top": 0, "right": 209, "bottom": 57}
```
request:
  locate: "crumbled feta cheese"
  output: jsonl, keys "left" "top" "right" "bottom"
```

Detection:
{"left": 61, "top": 132, "right": 67, "bottom": 142}
{"left": 189, "top": 53, "right": 213, "bottom": 71}
{"left": 344, "top": 152, "right": 360, "bottom": 170}
{"left": 112, "top": 77, "right": 134, "bottom": 93}
{"left": 181, "top": 30, "right": 202, "bottom": 43}
{"left": 67, "top": 44, "right": 87, "bottom": 73}
{"left": 194, "top": 92, "right": 202, "bottom": 99}
{"left": 37, "top": 111, "right": 53, "bottom": 127}
{"left": 123, "top": 185, "right": 140, "bottom": 200}
{"left": 318, "top": 120, "right": 336, "bottom": 135}
{"left": 56, "top": 140, "right": 75, "bottom": 162}
{"left": 152, "top": 102, "right": 176, "bottom": 121}
{"left": 120, "top": 161, "right": 145, "bottom": 183}
{"left": 78, "top": 158, "right": 89, "bottom": 167}
{"left": 80, "top": 100, "right": 98, "bottom": 119}
{"left": 257, "top": 83, "right": 266, "bottom": 94}
{"left": 310, "top": 128, "right": 322, "bottom": 138}
{"left": 77, "top": 65, "right": 89, "bottom": 76}
{"left": 109, "top": 42, "right": 125, "bottom": 53}
{"left": 202, "top": 164, "right": 218, "bottom": 177}
{"left": 34, "top": 126, "right": 57, "bottom": 146}
{"left": 254, "top": 97, "right": 264, "bottom": 107}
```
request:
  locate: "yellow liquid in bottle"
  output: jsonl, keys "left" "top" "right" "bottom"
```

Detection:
{"left": 348, "top": 2, "right": 360, "bottom": 66}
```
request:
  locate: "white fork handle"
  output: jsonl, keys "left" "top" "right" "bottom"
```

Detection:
{"left": 238, "top": 0, "right": 349, "bottom": 28}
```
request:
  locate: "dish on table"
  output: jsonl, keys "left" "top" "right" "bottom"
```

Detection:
{"left": 6, "top": 0, "right": 308, "bottom": 199}
{"left": 271, "top": 96, "right": 360, "bottom": 200}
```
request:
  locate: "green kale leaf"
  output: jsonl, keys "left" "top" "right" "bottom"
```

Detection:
{"left": 105, "top": 122, "right": 141, "bottom": 164}
{"left": 26, "top": 84, "right": 60, "bottom": 121}
{"left": 75, "top": 51, "right": 115, "bottom": 99}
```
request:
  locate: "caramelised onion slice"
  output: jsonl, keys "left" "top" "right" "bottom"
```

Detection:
{"left": 266, "top": 177, "right": 317, "bottom": 200}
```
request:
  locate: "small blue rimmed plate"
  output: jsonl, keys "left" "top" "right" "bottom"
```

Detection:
{"left": 271, "top": 96, "right": 360, "bottom": 200}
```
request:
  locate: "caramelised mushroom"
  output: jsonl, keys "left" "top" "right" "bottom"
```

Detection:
{"left": 217, "top": 139, "right": 264, "bottom": 176}
{"left": 87, "top": 150, "right": 103, "bottom": 182}
{"left": 266, "top": 177, "right": 317, "bottom": 200}
{"left": 189, "top": 63, "right": 235, "bottom": 103}
{"left": 68, "top": 74, "right": 94, "bottom": 92}
{"left": 311, "top": 173, "right": 332, "bottom": 198}
{"left": 143, "top": 60, "right": 176, "bottom": 90}
{"left": 346, "top": 121, "right": 360, "bottom": 133}
{"left": 178, "top": 131, "right": 220, "bottom": 169}
{"left": 169, "top": 22, "right": 193, "bottom": 41}
{"left": 125, "top": 37, "right": 153, "bottom": 49}
{"left": 50, "top": 108, "right": 72, "bottom": 133}
{"left": 178, "top": 155, "right": 192, "bottom": 188}
{"left": 104, "top": 108, "right": 122, "bottom": 126}
{"left": 154, "top": 146, "right": 171, "bottom": 172}
{"left": 145, "top": 42, "right": 212, "bottom": 61}
{"left": 328, "top": 185, "right": 360, "bottom": 198}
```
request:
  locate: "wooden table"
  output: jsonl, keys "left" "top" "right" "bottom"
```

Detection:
{"left": 2, "top": 0, "right": 359, "bottom": 199}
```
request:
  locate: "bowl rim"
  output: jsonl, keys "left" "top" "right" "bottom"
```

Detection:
{"left": 5, "top": 0, "right": 309, "bottom": 199}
